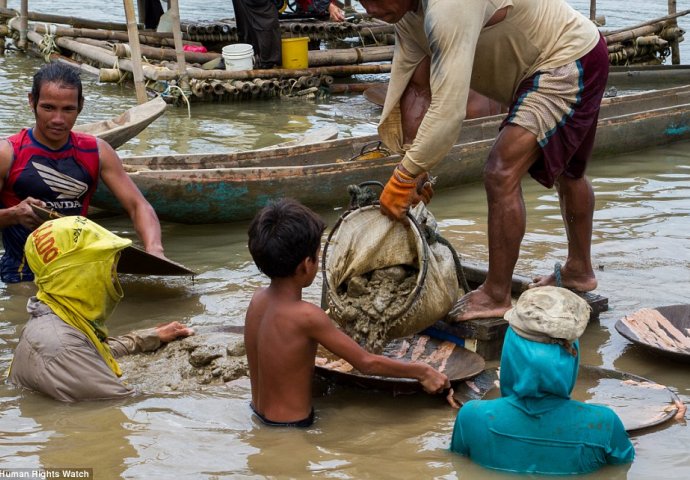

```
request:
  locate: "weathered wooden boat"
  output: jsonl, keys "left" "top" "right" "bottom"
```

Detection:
{"left": 452, "top": 365, "right": 683, "bottom": 432}
{"left": 615, "top": 305, "right": 690, "bottom": 362}
{"left": 73, "top": 96, "right": 167, "bottom": 149}
{"left": 91, "top": 85, "right": 690, "bottom": 224}
{"left": 607, "top": 64, "right": 690, "bottom": 90}
{"left": 363, "top": 65, "right": 690, "bottom": 108}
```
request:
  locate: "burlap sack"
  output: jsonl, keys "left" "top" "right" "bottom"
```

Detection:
{"left": 323, "top": 203, "right": 461, "bottom": 351}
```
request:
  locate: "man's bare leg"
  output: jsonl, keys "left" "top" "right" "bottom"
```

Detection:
{"left": 529, "top": 174, "right": 598, "bottom": 291}
{"left": 450, "top": 125, "right": 541, "bottom": 322}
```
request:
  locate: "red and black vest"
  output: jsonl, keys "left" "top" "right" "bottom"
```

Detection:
{"left": 0, "top": 128, "right": 100, "bottom": 283}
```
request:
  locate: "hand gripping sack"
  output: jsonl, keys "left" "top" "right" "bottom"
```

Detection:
{"left": 323, "top": 203, "right": 463, "bottom": 352}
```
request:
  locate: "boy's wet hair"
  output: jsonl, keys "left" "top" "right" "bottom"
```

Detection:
{"left": 248, "top": 198, "right": 326, "bottom": 278}
{"left": 31, "top": 62, "right": 83, "bottom": 106}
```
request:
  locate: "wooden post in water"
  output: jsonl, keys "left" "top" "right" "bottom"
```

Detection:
{"left": 170, "top": 0, "right": 188, "bottom": 89}
{"left": 18, "top": 0, "right": 28, "bottom": 50}
{"left": 0, "top": 1, "right": 5, "bottom": 52}
{"left": 668, "top": 0, "right": 681, "bottom": 64}
{"left": 589, "top": 0, "right": 596, "bottom": 22}
{"left": 123, "top": 0, "right": 148, "bottom": 104}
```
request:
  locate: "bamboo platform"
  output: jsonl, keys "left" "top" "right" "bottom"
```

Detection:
{"left": 1, "top": 5, "right": 687, "bottom": 104}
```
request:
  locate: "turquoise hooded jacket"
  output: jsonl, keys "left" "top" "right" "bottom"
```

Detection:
{"left": 451, "top": 327, "right": 635, "bottom": 474}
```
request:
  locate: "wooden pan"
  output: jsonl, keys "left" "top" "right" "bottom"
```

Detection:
{"left": 615, "top": 305, "right": 690, "bottom": 362}
{"left": 315, "top": 334, "right": 486, "bottom": 394}
{"left": 452, "top": 365, "right": 682, "bottom": 433}
{"left": 30, "top": 205, "right": 194, "bottom": 276}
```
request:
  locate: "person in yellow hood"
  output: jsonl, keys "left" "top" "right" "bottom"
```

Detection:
{"left": 8, "top": 216, "right": 193, "bottom": 402}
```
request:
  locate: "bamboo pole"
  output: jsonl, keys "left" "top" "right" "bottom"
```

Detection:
{"left": 111, "top": 41, "right": 219, "bottom": 64}
{"left": 605, "top": 23, "right": 665, "bottom": 44}
{"left": 329, "top": 82, "right": 382, "bottom": 94}
{"left": 307, "top": 45, "right": 394, "bottom": 67}
{"left": 181, "top": 63, "right": 392, "bottom": 81}
{"left": 169, "top": 0, "right": 188, "bottom": 88}
{"left": 0, "top": 7, "right": 136, "bottom": 31}
{"left": 18, "top": 0, "right": 28, "bottom": 50}
{"left": 668, "top": 0, "right": 680, "bottom": 64}
{"left": 123, "top": 0, "right": 148, "bottom": 104}
{"left": 603, "top": 9, "right": 690, "bottom": 36}
{"left": 22, "top": 27, "right": 173, "bottom": 80}
{"left": 26, "top": 23, "right": 191, "bottom": 48}
{"left": 589, "top": 0, "right": 596, "bottom": 22}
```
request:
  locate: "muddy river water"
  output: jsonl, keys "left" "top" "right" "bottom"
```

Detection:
{"left": 1, "top": 1, "right": 689, "bottom": 478}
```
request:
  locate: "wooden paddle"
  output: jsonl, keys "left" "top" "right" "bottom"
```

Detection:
{"left": 30, "top": 204, "right": 194, "bottom": 276}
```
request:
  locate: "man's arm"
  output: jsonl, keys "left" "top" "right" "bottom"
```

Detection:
{"left": 399, "top": 0, "right": 486, "bottom": 176}
{"left": 97, "top": 138, "right": 164, "bottom": 257}
{"left": 107, "top": 321, "right": 194, "bottom": 358}
{"left": 0, "top": 140, "right": 45, "bottom": 229}
{"left": 304, "top": 305, "right": 449, "bottom": 394}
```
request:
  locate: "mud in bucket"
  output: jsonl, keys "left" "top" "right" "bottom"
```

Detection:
{"left": 222, "top": 43, "right": 254, "bottom": 71}
{"left": 322, "top": 201, "right": 464, "bottom": 353}
{"left": 281, "top": 37, "right": 309, "bottom": 69}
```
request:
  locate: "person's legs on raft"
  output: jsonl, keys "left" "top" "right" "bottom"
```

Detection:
{"left": 449, "top": 125, "right": 541, "bottom": 322}
{"left": 529, "top": 36, "right": 608, "bottom": 291}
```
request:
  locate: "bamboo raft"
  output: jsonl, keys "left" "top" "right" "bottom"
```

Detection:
{"left": 0, "top": 5, "right": 687, "bottom": 104}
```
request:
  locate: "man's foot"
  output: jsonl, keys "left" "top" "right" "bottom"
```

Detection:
{"left": 156, "top": 322, "right": 194, "bottom": 343}
{"left": 529, "top": 264, "right": 598, "bottom": 292}
{"left": 448, "top": 288, "right": 511, "bottom": 322}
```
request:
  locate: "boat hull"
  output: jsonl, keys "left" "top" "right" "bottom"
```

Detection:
{"left": 92, "top": 88, "right": 690, "bottom": 223}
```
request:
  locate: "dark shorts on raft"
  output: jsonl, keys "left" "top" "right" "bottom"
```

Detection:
{"left": 500, "top": 35, "right": 609, "bottom": 188}
{"left": 250, "top": 403, "right": 315, "bottom": 428}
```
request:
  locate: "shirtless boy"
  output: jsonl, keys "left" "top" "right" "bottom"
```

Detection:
{"left": 245, "top": 198, "right": 450, "bottom": 427}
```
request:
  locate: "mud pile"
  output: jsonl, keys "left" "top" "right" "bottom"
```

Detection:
{"left": 118, "top": 331, "right": 248, "bottom": 393}
{"left": 335, "top": 265, "right": 418, "bottom": 353}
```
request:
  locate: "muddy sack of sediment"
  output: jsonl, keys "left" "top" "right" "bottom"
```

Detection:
{"left": 335, "top": 265, "right": 419, "bottom": 353}
{"left": 324, "top": 204, "right": 462, "bottom": 354}
{"left": 117, "top": 331, "right": 248, "bottom": 393}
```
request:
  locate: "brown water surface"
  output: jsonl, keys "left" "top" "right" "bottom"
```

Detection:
{"left": 1, "top": 141, "right": 689, "bottom": 479}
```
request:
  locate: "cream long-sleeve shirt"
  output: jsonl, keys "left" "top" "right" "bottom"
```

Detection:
{"left": 379, "top": 0, "right": 600, "bottom": 175}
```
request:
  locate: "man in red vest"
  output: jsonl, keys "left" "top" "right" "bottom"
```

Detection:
{"left": 0, "top": 62, "right": 164, "bottom": 283}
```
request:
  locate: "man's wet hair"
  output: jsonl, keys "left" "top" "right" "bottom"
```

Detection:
{"left": 248, "top": 198, "right": 326, "bottom": 278}
{"left": 31, "top": 62, "right": 83, "bottom": 105}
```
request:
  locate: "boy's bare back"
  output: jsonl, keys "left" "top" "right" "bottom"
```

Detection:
{"left": 245, "top": 285, "right": 323, "bottom": 424}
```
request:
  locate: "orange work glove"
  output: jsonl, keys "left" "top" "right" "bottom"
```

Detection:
{"left": 379, "top": 164, "right": 434, "bottom": 223}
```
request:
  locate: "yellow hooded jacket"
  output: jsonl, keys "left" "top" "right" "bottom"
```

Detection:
{"left": 24, "top": 216, "right": 132, "bottom": 376}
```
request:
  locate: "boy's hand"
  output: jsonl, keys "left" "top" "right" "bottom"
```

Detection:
{"left": 418, "top": 364, "right": 450, "bottom": 394}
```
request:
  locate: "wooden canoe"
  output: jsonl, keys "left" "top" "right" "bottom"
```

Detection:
{"left": 452, "top": 365, "right": 683, "bottom": 433}
{"left": 73, "top": 96, "right": 167, "bottom": 149}
{"left": 363, "top": 65, "right": 690, "bottom": 107}
{"left": 615, "top": 305, "right": 690, "bottom": 362}
{"left": 90, "top": 85, "right": 690, "bottom": 224}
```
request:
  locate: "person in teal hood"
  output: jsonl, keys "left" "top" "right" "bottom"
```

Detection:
{"left": 451, "top": 286, "right": 635, "bottom": 475}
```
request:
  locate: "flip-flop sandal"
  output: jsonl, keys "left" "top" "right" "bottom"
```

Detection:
{"left": 554, "top": 262, "right": 563, "bottom": 288}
